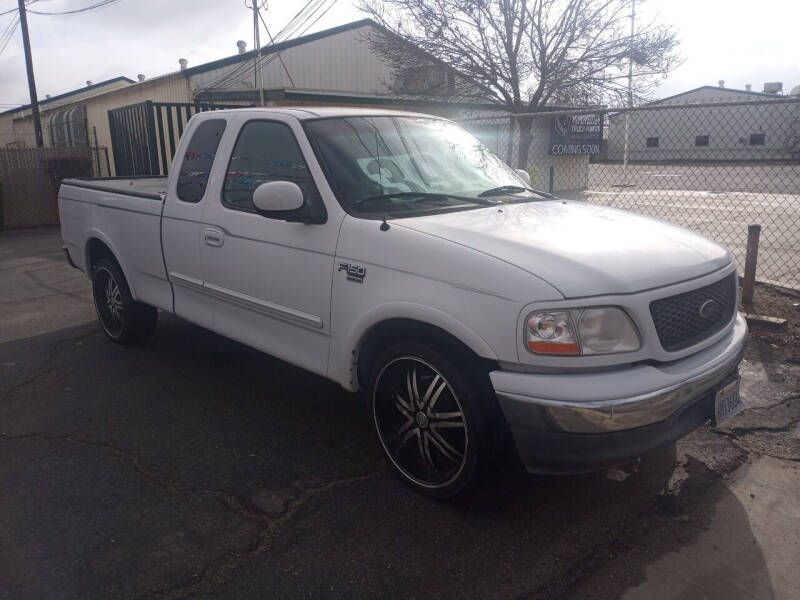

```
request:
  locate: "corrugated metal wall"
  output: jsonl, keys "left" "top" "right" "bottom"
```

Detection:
{"left": 190, "top": 25, "right": 394, "bottom": 95}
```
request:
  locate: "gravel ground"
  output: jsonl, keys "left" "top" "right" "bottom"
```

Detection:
{"left": 743, "top": 283, "right": 800, "bottom": 363}
{"left": 1, "top": 228, "right": 798, "bottom": 600}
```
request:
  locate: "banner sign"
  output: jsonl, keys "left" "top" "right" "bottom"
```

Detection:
{"left": 548, "top": 113, "right": 603, "bottom": 155}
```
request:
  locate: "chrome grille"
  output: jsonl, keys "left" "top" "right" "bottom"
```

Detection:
{"left": 650, "top": 273, "right": 737, "bottom": 352}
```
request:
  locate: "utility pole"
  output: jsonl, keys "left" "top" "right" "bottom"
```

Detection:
{"left": 18, "top": 0, "right": 43, "bottom": 147}
{"left": 622, "top": 0, "right": 635, "bottom": 181}
{"left": 252, "top": 1, "right": 264, "bottom": 107}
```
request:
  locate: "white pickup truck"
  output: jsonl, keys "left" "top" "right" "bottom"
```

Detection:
{"left": 59, "top": 107, "right": 747, "bottom": 497}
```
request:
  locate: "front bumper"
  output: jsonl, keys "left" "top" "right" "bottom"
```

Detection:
{"left": 490, "top": 313, "right": 747, "bottom": 473}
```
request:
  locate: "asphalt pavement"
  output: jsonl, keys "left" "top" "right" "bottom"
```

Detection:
{"left": 1, "top": 228, "right": 799, "bottom": 599}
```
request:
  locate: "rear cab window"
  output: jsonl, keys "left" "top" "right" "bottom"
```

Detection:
{"left": 176, "top": 118, "right": 227, "bottom": 203}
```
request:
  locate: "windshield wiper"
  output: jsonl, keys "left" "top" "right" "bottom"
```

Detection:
{"left": 478, "top": 185, "right": 555, "bottom": 199}
{"left": 354, "top": 191, "right": 492, "bottom": 207}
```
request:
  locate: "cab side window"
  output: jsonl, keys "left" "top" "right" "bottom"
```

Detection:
{"left": 222, "top": 121, "right": 316, "bottom": 212}
{"left": 176, "top": 118, "right": 227, "bottom": 203}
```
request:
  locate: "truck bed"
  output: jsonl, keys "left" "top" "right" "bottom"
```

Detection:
{"left": 62, "top": 177, "right": 168, "bottom": 199}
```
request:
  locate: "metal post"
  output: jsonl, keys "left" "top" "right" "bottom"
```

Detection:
{"left": 742, "top": 224, "right": 761, "bottom": 305}
{"left": 253, "top": 1, "right": 264, "bottom": 107}
{"left": 91, "top": 125, "right": 100, "bottom": 175}
{"left": 18, "top": 0, "right": 43, "bottom": 147}
{"left": 622, "top": 0, "right": 635, "bottom": 181}
{"left": 548, "top": 166, "right": 554, "bottom": 194}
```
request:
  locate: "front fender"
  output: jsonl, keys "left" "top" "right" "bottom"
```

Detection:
{"left": 329, "top": 300, "right": 499, "bottom": 392}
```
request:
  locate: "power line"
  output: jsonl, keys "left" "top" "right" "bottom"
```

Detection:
{"left": 200, "top": 1, "right": 318, "bottom": 90}
{"left": 28, "top": 0, "right": 122, "bottom": 15}
{"left": 259, "top": 9, "right": 295, "bottom": 87}
{"left": 221, "top": 0, "right": 336, "bottom": 89}
{"left": 0, "top": 0, "right": 36, "bottom": 17}
{"left": 294, "top": 0, "right": 336, "bottom": 38}
{"left": 0, "top": 15, "right": 19, "bottom": 56}
{"left": 198, "top": 0, "right": 335, "bottom": 92}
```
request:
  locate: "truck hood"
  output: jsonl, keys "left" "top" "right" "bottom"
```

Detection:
{"left": 396, "top": 200, "right": 731, "bottom": 298}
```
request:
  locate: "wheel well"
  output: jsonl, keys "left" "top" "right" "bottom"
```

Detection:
{"left": 355, "top": 319, "right": 496, "bottom": 390}
{"left": 86, "top": 238, "right": 118, "bottom": 273}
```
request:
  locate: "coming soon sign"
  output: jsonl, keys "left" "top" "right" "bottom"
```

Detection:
{"left": 549, "top": 113, "right": 603, "bottom": 155}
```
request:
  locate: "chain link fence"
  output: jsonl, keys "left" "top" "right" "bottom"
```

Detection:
{"left": 0, "top": 147, "right": 93, "bottom": 229}
{"left": 458, "top": 97, "right": 800, "bottom": 291}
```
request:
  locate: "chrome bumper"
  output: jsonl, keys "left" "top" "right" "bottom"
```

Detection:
{"left": 491, "top": 313, "right": 747, "bottom": 434}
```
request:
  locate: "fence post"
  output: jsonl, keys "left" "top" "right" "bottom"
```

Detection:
{"left": 144, "top": 101, "right": 160, "bottom": 176}
{"left": 742, "top": 224, "right": 761, "bottom": 305}
{"left": 548, "top": 166, "right": 554, "bottom": 194}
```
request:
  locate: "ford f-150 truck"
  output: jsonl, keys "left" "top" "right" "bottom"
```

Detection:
{"left": 59, "top": 107, "right": 747, "bottom": 497}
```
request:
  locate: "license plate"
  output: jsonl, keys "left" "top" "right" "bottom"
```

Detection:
{"left": 714, "top": 377, "right": 744, "bottom": 426}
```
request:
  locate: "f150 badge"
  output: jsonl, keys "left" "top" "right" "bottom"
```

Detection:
{"left": 338, "top": 262, "right": 366, "bottom": 283}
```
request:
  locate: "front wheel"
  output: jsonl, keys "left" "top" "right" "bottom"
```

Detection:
{"left": 92, "top": 258, "right": 157, "bottom": 344}
{"left": 368, "top": 341, "right": 505, "bottom": 498}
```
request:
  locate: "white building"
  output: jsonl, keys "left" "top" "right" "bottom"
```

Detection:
{"left": 606, "top": 83, "right": 800, "bottom": 162}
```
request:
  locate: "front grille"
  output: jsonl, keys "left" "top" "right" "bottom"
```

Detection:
{"left": 650, "top": 273, "right": 737, "bottom": 352}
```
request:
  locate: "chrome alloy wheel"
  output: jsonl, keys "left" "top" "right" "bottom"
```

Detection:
{"left": 105, "top": 276, "right": 123, "bottom": 324}
{"left": 373, "top": 357, "right": 469, "bottom": 489}
{"left": 93, "top": 266, "right": 124, "bottom": 337}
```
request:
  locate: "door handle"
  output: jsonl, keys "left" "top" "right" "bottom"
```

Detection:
{"left": 203, "top": 228, "right": 224, "bottom": 247}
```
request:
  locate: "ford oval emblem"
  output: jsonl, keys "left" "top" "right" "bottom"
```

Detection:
{"left": 698, "top": 299, "right": 719, "bottom": 318}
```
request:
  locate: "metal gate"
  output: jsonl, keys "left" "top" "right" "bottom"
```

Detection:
{"left": 108, "top": 101, "right": 242, "bottom": 176}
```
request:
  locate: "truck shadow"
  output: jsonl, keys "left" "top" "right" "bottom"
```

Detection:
{"left": 0, "top": 315, "right": 775, "bottom": 599}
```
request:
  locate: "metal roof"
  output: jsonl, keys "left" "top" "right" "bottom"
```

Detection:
{"left": 648, "top": 85, "right": 777, "bottom": 105}
{"left": 2, "top": 76, "right": 135, "bottom": 115}
{"left": 183, "top": 19, "right": 382, "bottom": 77}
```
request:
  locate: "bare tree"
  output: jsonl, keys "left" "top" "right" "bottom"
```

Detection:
{"left": 359, "top": 0, "right": 680, "bottom": 167}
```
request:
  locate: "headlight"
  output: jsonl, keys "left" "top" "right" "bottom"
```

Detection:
{"left": 525, "top": 307, "right": 640, "bottom": 356}
{"left": 525, "top": 311, "right": 580, "bottom": 355}
{"left": 577, "top": 307, "right": 640, "bottom": 355}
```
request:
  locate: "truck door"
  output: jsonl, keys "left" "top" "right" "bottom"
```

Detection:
{"left": 200, "top": 115, "right": 338, "bottom": 377}
{"left": 162, "top": 117, "right": 228, "bottom": 330}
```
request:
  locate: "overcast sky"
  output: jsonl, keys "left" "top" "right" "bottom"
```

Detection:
{"left": 0, "top": 0, "right": 798, "bottom": 109}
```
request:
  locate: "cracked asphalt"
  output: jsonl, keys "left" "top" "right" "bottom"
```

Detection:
{"left": 1, "top": 228, "right": 799, "bottom": 600}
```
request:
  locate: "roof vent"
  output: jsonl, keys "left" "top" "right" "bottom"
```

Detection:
{"left": 718, "top": 80, "right": 725, "bottom": 88}
{"left": 137, "top": 74, "right": 146, "bottom": 82}
{"left": 86, "top": 80, "right": 93, "bottom": 86}
{"left": 45, "top": 94, "right": 51, "bottom": 99}
{"left": 179, "top": 58, "right": 188, "bottom": 70}
{"left": 745, "top": 83, "right": 752, "bottom": 91}
{"left": 763, "top": 81, "right": 783, "bottom": 94}
{"left": 237, "top": 40, "right": 247, "bottom": 54}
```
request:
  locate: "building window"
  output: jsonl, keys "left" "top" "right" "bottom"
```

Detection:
{"left": 749, "top": 133, "right": 765, "bottom": 146}
{"left": 646, "top": 137, "right": 659, "bottom": 148}
{"left": 695, "top": 135, "right": 709, "bottom": 147}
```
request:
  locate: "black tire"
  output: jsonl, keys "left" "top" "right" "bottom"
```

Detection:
{"left": 368, "top": 340, "right": 506, "bottom": 498}
{"left": 92, "top": 257, "right": 157, "bottom": 344}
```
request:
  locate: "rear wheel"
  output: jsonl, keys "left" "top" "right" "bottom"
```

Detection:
{"left": 368, "top": 341, "right": 505, "bottom": 498}
{"left": 92, "top": 258, "right": 157, "bottom": 344}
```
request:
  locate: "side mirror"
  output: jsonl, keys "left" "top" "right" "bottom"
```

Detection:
{"left": 515, "top": 168, "right": 532, "bottom": 186}
{"left": 251, "top": 180, "right": 325, "bottom": 223}
{"left": 252, "top": 181, "right": 304, "bottom": 213}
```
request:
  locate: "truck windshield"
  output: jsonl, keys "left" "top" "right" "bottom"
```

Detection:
{"left": 305, "top": 116, "right": 536, "bottom": 215}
